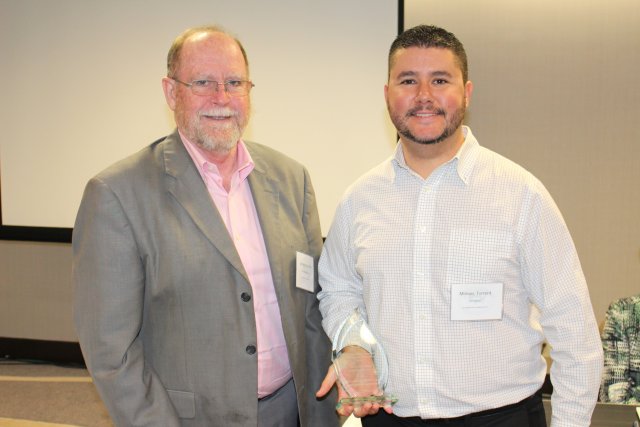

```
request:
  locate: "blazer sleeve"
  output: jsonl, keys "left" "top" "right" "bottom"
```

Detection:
{"left": 73, "top": 177, "right": 181, "bottom": 426}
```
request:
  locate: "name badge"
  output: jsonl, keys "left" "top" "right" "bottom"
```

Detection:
{"left": 295, "top": 251, "right": 315, "bottom": 292}
{"left": 450, "top": 283, "right": 503, "bottom": 321}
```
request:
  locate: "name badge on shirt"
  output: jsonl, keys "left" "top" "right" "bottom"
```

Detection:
{"left": 450, "top": 283, "right": 503, "bottom": 321}
{"left": 295, "top": 251, "right": 315, "bottom": 293}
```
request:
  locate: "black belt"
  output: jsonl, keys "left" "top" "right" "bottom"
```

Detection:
{"left": 408, "top": 388, "right": 543, "bottom": 424}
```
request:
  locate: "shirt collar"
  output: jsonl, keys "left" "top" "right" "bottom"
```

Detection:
{"left": 455, "top": 126, "right": 480, "bottom": 185}
{"left": 392, "top": 126, "right": 480, "bottom": 185}
{"left": 179, "top": 130, "right": 255, "bottom": 184}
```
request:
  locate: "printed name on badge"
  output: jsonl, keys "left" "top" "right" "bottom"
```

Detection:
{"left": 451, "top": 282, "right": 503, "bottom": 321}
{"left": 296, "top": 251, "right": 315, "bottom": 292}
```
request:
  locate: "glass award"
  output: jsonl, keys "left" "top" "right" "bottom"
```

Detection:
{"left": 332, "top": 309, "right": 398, "bottom": 408}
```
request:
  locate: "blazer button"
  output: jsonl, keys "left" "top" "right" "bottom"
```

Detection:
{"left": 246, "top": 345, "right": 257, "bottom": 355}
{"left": 241, "top": 292, "right": 252, "bottom": 302}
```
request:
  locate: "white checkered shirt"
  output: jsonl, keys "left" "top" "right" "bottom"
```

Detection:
{"left": 318, "top": 127, "right": 603, "bottom": 427}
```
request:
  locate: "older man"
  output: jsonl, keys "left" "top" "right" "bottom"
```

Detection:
{"left": 73, "top": 26, "right": 338, "bottom": 427}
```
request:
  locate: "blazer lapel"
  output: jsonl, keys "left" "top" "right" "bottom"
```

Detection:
{"left": 246, "top": 145, "right": 284, "bottom": 294}
{"left": 162, "top": 131, "right": 249, "bottom": 283}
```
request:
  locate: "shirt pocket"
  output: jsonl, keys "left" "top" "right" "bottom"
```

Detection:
{"left": 446, "top": 228, "right": 515, "bottom": 284}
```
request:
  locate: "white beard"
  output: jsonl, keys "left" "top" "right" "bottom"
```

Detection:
{"left": 187, "top": 107, "right": 246, "bottom": 155}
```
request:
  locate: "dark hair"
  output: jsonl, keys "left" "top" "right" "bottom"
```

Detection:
{"left": 388, "top": 25, "right": 468, "bottom": 82}
{"left": 166, "top": 25, "right": 249, "bottom": 78}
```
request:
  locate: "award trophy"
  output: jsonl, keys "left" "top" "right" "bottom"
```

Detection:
{"left": 332, "top": 309, "right": 398, "bottom": 408}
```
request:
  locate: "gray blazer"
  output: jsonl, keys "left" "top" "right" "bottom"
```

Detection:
{"left": 73, "top": 131, "right": 337, "bottom": 426}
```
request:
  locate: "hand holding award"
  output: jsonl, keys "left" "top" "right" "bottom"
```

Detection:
{"left": 332, "top": 309, "right": 397, "bottom": 410}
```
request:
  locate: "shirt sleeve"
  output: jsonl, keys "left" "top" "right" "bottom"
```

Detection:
{"left": 518, "top": 181, "right": 604, "bottom": 427}
{"left": 317, "top": 197, "right": 368, "bottom": 344}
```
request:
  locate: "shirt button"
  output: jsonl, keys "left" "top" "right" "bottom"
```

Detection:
{"left": 246, "top": 345, "right": 257, "bottom": 355}
{"left": 241, "top": 292, "right": 251, "bottom": 302}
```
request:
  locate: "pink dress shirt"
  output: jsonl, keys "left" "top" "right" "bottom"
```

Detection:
{"left": 181, "top": 133, "right": 292, "bottom": 398}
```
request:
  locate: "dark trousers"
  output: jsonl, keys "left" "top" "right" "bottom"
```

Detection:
{"left": 362, "top": 389, "right": 546, "bottom": 427}
{"left": 257, "top": 378, "right": 299, "bottom": 427}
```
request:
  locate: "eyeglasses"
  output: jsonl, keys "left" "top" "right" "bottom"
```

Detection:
{"left": 170, "top": 77, "right": 254, "bottom": 97}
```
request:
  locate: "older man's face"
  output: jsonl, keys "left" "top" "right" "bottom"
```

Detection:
{"left": 163, "top": 32, "right": 251, "bottom": 154}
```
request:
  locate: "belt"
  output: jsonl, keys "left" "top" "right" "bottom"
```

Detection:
{"left": 409, "top": 388, "right": 543, "bottom": 423}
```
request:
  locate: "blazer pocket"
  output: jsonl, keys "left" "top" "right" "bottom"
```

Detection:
{"left": 167, "top": 389, "right": 196, "bottom": 419}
